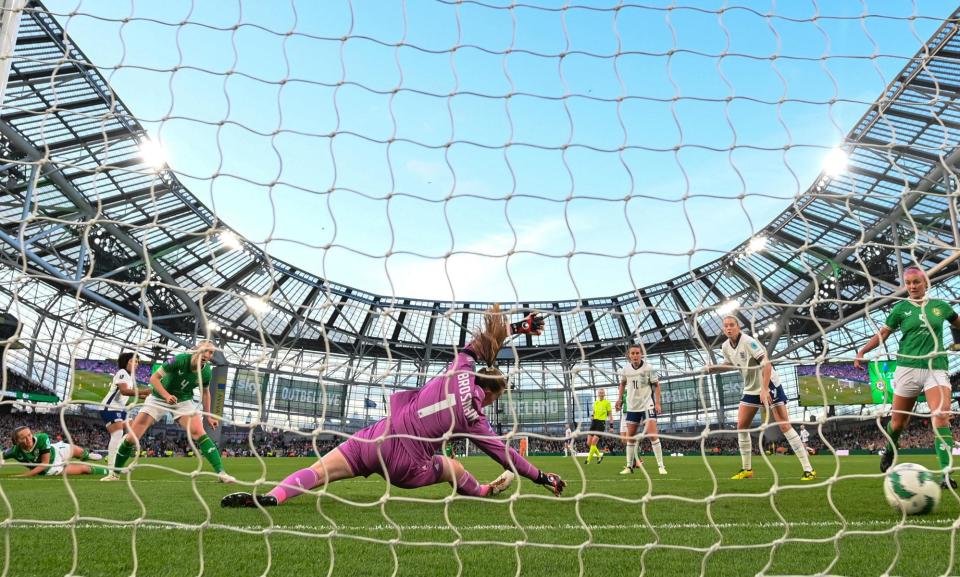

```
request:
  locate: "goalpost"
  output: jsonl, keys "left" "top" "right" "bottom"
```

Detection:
{"left": 2, "top": 1, "right": 960, "bottom": 576}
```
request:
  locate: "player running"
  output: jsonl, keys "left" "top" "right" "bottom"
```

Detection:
{"left": 111, "top": 340, "right": 235, "bottom": 483}
{"left": 3, "top": 426, "right": 107, "bottom": 477}
{"left": 221, "top": 307, "right": 565, "bottom": 508}
{"left": 707, "top": 316, "right": 816, "bottom": 481}
{"left": 615, "top": 345, "right": 666, "bottom": 475}
{"left": 854, "top": 266, "right": 960, "bottom": 488}
{"left": 585, "top": 389, "right": 612, "bottom": 464}
{"left": 101, "top": 352, "right": 151, "bottom": 481}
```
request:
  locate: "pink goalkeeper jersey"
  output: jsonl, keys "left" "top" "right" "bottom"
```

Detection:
{"left": 385, "top": 347, "right": 540, "bottom": 481}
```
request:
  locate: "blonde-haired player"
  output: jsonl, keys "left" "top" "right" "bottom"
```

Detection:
{"left": 615, "top": 345, "right": 666, "bottom": 475}
{"left": 111, "top": 340, "right": 235, "bottom": 483}
{"left": 708, "top": 316, "right": 815, "bottom": 481}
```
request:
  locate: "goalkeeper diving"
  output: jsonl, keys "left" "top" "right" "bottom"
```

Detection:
{"left": 222, "top": 306, "right": 565, "bottom": 508}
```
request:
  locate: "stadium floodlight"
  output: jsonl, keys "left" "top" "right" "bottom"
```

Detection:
{"left": 716, "top": 300, "right": 740, "bottom": 316}
{"left": 138, "top": 138, "right": 167, "bottom": 171}
{"left": 219, "top": 230, "right": 242, "bottom": 251}
{"left": 244, "top": 295, "right": 270, "bottom": 316}
{"left": 746, "top": 236, "right": 768, "bottom": 254}
{"left": 822, "top": 147, "right": 848, "bottom": 177}
{"left": 766, "top": 322, "right": 777, "bottom": 333}
{"left": 208, "top": 321, "right": 220, "bottom": 332}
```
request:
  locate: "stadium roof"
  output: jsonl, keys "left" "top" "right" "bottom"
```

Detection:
{"left": 2, "top": 2, "right": 960, "bottom": 363}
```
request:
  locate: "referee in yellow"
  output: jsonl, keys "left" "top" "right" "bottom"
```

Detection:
{"left": 585, "top": 389, "right": 613, "bottom": 464}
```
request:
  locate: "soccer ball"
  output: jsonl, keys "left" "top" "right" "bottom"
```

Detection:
{"left": 883, "top": 463, "right": 940, "bottom": 515}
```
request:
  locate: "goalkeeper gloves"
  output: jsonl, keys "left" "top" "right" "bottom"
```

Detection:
{"left": 535, "top": 471, "right": 565, "bottom": 497}
{"left": 510, "top": 313, "right": 545, "bottom": 336}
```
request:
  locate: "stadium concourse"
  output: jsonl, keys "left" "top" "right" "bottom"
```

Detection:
{"left": 4, "top": 1, "right": 960, "bottom": 576}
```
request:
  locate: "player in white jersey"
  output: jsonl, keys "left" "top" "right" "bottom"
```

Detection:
{"left": 100, "top": 352, "right": 150, "bottom": 481}
{"left": 707, "top": 316, "right": 815, "bottom": 481}
{"left": 564, "top": 424, "right": 574, "bottom": 457}
{"left": 614, "top": 345, "right": 666, "bottom": 475}
{"left": 799, "top": 425, "right": 814, "bottom": 455}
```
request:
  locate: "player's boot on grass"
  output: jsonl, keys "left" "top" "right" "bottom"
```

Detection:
{"left": 100, "top": 473, "right": 120, "bottom": 482}
{"left": 658, "top": 466, "right": 668, "bottom": 475}
{"left": 731, "top": 469, "right": 753, "bottom": 480}
{"left": 941, "top": 476, "right": 957, "bottom": 490}
{"left": 619, "top": 466, "right": 633, "bottom": 475}
{"left": 218, "top": 471, "right": 237, "bottom": 484}
{"left": 221, "top": 492, "right": 278, "bottom": 508}
{"left": 800, "top": 470, "right": 817, "bottom": 481}
{"left": 597, "top": 452, "right": 604, "bottom": 464}
{"left": 880, "top": 449, "right": 894, "bottom": 473}
{"left": 85, "top": 452, "right": 103, "bottom": 461}
{"left": 487, "top": 470, "right": 515, "bottom": 496}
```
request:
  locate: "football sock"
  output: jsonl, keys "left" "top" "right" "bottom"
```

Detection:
{"left": 113, "top": 438, "right": 136, "bottom": 471}
{"left": 107, "top": 429, "right": 123, "bottom": 468}
{"left": 268, "top": 467, "right": 321, "bottom": 503}
{"left": 738, "top": 431, "right": 752, "bottom": 470}
{"left": 454, "top": 469, "right": 489, "bottom": 497}
{"left": 89, "top": 465, "right": 109, "bottom": 476}
{"left": 784, "top": 428, "right": 812, "bottom": 471}
{"left": 625, "top": 443, "right": 636, "bottom": 468}
{"left": 651, "top": 440, "right": 664, "bottom": 468}
{"left": 196, "top": 435, "right": 224, "bottom": 474}
{"left": 885, "top": 422, "right": 902, "bottom": 455}
{"left": 935, "top": 426, "right": 954, "bottom": 475}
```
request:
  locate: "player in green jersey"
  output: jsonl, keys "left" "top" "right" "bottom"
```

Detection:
{"left": 4, "top": 426, "right": 107, "bottom": 477}
{"left": 110, "top": 340, "right": 235, "bottom": 483}
{"left": 855, "top": 266, "right": 960, "bottom": 488}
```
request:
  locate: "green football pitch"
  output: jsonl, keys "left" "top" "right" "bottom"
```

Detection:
{"left": 2, "top": 455, "right": 959, "bottom": 577}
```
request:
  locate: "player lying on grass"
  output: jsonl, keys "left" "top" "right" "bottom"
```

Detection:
{"left": 706, "top": 316, "right": 816, "bottom": 481}
{"left": 615, "top": 345, "right": 666, "bottom": 475}
{"left": 854, "top": 266, "right": 960, "bottom": 488}
{"left": 111, "top": 340, "right": 235, "bottom": 483}
{"left": 3, "top": 426, "right": 107, "bottom": 477}
{"left": 222, "top": 306, "right": 566, "bottom": 508}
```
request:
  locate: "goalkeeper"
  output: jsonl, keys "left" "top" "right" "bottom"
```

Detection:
{"left": 222, "top": 307, "right": 566, "bottom": 508}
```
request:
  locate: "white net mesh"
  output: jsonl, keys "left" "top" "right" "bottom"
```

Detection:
{"left": 2, "top": 1, "right": 960, "bottom": 576}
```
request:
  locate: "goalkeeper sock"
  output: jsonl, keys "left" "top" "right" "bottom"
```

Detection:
{"left": 107, "top": 429, "right": 123, "bottom": 468}
{"left": 113, "top": 438, "right": 136, "bottom": 471}
{"left": 935, "top": 426, "right": 954, "bottom": 475}
{"left": 651, "top": 440, "right": 664, "bottom": 468}
{"left": 196, "top": 435, "right": 224, "bottom": 474}
{"left": 454, "top": 470, "right": 489, "bottom": 497}
{"left": 268, "top": 467, "right": 320, "bottom": 503}
{"left": 738, "top": 432, "right": 752, "bottom": 470}
{"left": 625, "top": 443, "right": 636, "bottom": 468}
{"left": 784, "top": 428, "right": 812, "bottom": 471}
{"left": 89, "top": 465, "right": 109, "bottom": 476}
{"left": 884, "top": 422, "right": 902, "bottom": 454}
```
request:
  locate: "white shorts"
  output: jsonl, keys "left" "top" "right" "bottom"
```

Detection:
{"left": 893, "top": 366, "right": 949, "bottom": 398}
{"left": 139, "top": 395, "right": 201, "bottom": 421}
{"left": 44, "top": 442, "right": 73, "bottom": 476}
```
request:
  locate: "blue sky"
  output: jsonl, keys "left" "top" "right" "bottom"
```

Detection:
{"left": 42, "top": 0, "right": 953, "bottom": 302}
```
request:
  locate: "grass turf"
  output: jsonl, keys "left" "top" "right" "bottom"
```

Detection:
{"left": 2, "top": 454, "right": 959, "bottom": 577}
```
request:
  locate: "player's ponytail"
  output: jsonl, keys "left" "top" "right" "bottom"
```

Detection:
{"left": 471, "top": 305, "right": 509, "bottom": 395}
{"left": 471, "top": 304, "right": 508, "bottom": 367}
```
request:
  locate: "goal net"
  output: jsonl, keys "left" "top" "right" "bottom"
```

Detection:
{"left": 1, "top": 1, "right": 960, "bottom": 576}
